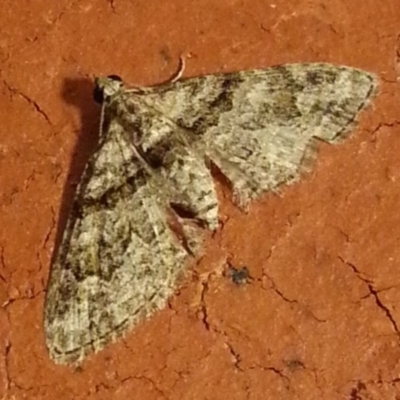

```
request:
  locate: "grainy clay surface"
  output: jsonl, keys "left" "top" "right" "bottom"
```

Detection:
{"left": 1, "top": 1, "right": 400, "bottom": 399}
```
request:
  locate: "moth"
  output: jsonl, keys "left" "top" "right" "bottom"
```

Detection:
{"left": 44, "top": 63, "right": 377, "bottom": 364}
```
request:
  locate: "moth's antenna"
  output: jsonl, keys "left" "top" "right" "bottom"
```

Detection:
{"left": 99, "top": 101, "right": 106, "bottom": 138}
{"left": 170, "top": 56, "right": 186, "bottom": 83}
{"left": 153, "top": 56, "right": 187, "bottom": 87}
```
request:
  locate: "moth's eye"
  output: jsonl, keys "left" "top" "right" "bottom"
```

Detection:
{"left": 107, "top": 75, "right": 122, "bottom": 82}
{"left": 93, "top": 84, "right": 105, "bottom": 104}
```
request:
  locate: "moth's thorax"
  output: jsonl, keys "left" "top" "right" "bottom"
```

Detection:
{"left": 103, "top": 91, "right": 142, "bottom": 130}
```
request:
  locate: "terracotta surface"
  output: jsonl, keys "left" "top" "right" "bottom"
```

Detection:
{"left": 1, "top": 1, "right": 400, "bottom": 399}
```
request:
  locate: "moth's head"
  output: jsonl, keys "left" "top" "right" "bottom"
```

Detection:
{"left": 93, "top": 75, "right": 123, "bottom": 104}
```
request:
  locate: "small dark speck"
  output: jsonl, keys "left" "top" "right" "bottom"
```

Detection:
{"left": 227, "top": 265, "right": 251, "bottom": 285}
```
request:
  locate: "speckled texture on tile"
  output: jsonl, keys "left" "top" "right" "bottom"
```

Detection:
{"left": 1, "top": 0, "right": 400, "bottom": 399}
